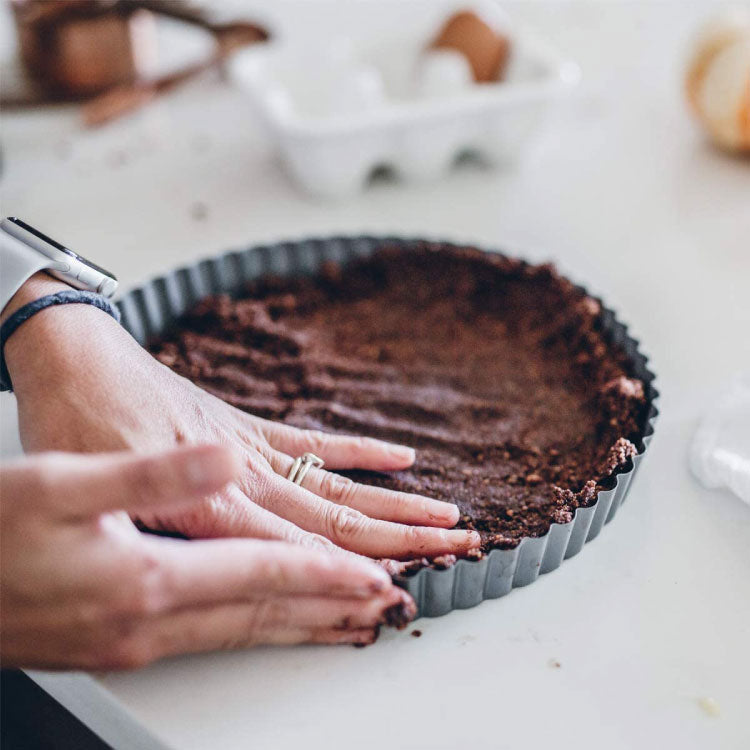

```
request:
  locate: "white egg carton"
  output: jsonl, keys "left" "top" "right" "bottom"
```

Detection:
{"left": 228, "top": 2, "right": 580, "bottom": 198}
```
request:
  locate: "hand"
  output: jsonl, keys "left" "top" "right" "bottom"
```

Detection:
{"left": 4, "top": 274, "right": 480, "bottom": 560}
{"left": 0, "top": 445, "right": 415, "bottom": 670}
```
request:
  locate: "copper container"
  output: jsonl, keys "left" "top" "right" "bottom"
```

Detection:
{"left": 11, "top": 0, "right": 160, "bottom": 100}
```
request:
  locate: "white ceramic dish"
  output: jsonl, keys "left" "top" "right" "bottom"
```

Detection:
{"left": 228, "top": 1, "right": 580, "bottom": 198}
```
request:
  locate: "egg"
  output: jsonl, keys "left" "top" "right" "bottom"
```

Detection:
{"left": 431, "top": 10, "right": 511, "bottom": 84}
{"left": 414, "top": 48, "right": 474, "bottom": 98}
{"left": 685, "top": 9, "right": 750, "bottom": 152}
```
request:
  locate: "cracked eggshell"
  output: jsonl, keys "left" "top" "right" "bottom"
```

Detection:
{"left": 686, "top": 9, "right": 750, "bottom": 152}
{"left": 431, "top": 9, "right": 511, "bottom": 83}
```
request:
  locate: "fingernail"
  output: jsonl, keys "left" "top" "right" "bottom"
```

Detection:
{"left": 352, "top": 627, "right": 380, "bottom": 648}
{"left": 377, "top": 558, "right": 405, "bottom": 577}
{"left": 359, "top": 567, "right": 392, "bottom": 597}
{"left": 387, "top": 444, "right": 416, "bottom": 465}
{"left": 381, "top": 592, "right": 416, "bottom": 629}
{"left": 465, "top": 530, "right": 482, "bottom": 548}
{"left": 429, "top": 501, "right": 460, "bottom": 525}
{"left": 399, "top": 589, "right": 417, "bottom": 619}
{"left": 445, "top": 529, "right": 481, "bottom": 548}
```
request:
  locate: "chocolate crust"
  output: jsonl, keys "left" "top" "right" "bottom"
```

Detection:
{"left": 149, "top": 244, "right": 648, "bottom": 564}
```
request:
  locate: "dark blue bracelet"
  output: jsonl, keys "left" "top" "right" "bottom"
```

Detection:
{"left": 0, "top": 290, "right": 121, "bottom": 392}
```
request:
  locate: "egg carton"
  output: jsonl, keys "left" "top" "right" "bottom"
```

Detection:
{"left": 228, "top": 2, "right": 580, "bottom": 198}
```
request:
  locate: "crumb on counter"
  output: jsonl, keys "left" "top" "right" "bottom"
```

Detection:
{"left": 190, "top": 201, "right": 209, "bottom": 221}
{"left": 697, "top": 697, "right": 720, "bottom": 717}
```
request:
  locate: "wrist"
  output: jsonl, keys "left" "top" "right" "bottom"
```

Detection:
{"left": 0, "top": 272, "right": 71, "bottom": 324}
{"left": 3, "top": 274, "right": 129, "bottom": 396}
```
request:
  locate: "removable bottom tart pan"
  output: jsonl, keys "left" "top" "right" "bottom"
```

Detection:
{"left": 117, "top": 236, "right": 658, "bottom": 618}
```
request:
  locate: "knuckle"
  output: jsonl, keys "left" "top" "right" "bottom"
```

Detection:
{"left": 236, "top": 416, "right": 267, "bottom": 444}
{"left": 405, "top": 524, "right": 433, "bottom": 552}
{"left": 261, "top": 447, "right": 278, "bottom": 468}
{"left": 258, "top": 556, "right": 288, "bottom": 589}
{"left": 115, "top": 554, "right": 170, "bottom": 618}
{"left": 320, "top": 472, "right": 356, "bottom": 506}
{"left": 298, "top": 533, "right": 337, "bottom": 554}
{"left": 303, "top": 550, "right": 337, "bottom": 577}
{"left": 240, "top": 460, "right": 274, "bottom": 496}
{"left": 327, "top": 505, "right": 367, "bottom": 543}
{"left": 350, "top": 436, "right": 368, "bottom": 452}
{"left": 419, "top": 497, "right": 434, "bottom": 517}
{"left": 263, "top": 599, "right": 292, "bottom": 627}
{"left": 72, "top": 600, "right": 110, "bottom": 630}
{"left": 250, "top": 442, "right": 275, "bottom": 467}
{"left": 304, "top": 430, "right": 330, "bottom": 454}
{"left": 302, "top": 558, "right": 330, "bottom": 583}
{"left": 174, "top": 496, "right": 223, "bottom": 537}
{"left": 246, "top": 600, "right": 288, "bottom": 636}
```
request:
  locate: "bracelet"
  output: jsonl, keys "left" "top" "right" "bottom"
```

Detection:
{"left": 0, "top": 290, "right": 121, "bottom": 392}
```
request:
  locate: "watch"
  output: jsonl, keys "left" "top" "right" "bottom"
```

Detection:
{"left": 0, "top": 217, "right": 118, "bottom": 313}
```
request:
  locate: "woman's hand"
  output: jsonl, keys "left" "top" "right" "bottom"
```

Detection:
{"left": 5, "top": 274, "right": 480, "bottom": 560}
{"left": 0, "top": 445, "right": 414, "bottom": 670}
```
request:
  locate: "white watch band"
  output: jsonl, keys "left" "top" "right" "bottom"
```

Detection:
{"left": 0, "top": 218, "right": 118, "bottom": 312}
{"left": 0, "top": 230, "right": 55, "bottom": 315}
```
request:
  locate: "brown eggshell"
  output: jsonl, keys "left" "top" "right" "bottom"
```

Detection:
{"left": 431, "top": 10, "right": 511, "bottom": 83}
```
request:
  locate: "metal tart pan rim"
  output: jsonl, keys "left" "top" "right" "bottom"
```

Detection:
{"left": 116, "top": 235, "right": 659, "bottom": 619}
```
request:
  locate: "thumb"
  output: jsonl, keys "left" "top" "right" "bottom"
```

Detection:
{"left": 24, "top": 445, "right": 240, "bottom": 520}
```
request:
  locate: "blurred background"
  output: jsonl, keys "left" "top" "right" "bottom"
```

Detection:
{"left": 1, "top": 1, "right": 747, "bottom": 280}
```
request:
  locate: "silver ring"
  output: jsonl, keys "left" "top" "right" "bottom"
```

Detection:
{"left": 287, "top": 452, "right": 325, "bottom": 486}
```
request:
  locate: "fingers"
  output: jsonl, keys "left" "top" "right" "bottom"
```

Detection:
{"left": 261, "top": 422, "right": 416, "bottom": 471}
{"left": 272, "top": 451, "right": 458, "bottom": 527}
{"left": 163, "top": 484, "right": 380, "bottom": 568}
{"left": 112, "top": 588, "right": 414, "bottom": 666}
{"left": 18, "top": 445, "right": 240, "bottom": 520}
{"left": 1, "top": 526, "right": 409, "bottom": 671}
{"left": 148, "top": 537, "right": 393, "bottom": 607}
{"left": 252, "top": 470, "right": 479, "bottom": 560}
{"left": 155, "top": 590, "right": 412, "bottom": 657}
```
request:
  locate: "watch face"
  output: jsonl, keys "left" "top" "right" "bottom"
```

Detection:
{"left": 6, "top": 217, "right": 118, "bottom": 281}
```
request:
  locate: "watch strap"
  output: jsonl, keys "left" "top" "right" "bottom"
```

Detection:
{"left": 0, "top": 230, "right": 53, "bottom": 314}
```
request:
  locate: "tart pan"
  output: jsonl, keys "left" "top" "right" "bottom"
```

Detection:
{"left": 117, "top": 236, "right": 659, "bottom": 618}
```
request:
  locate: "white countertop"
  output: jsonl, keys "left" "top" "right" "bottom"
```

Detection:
{"left": 1, "top": 2, "right": 749, "bottom": 749}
